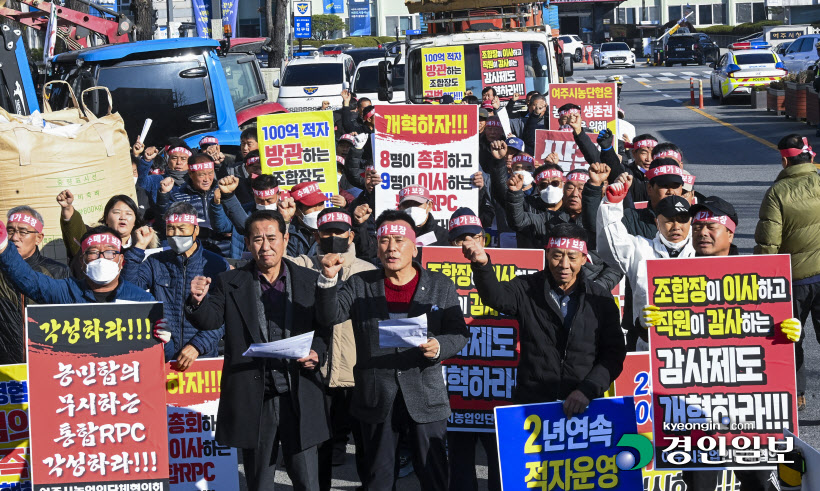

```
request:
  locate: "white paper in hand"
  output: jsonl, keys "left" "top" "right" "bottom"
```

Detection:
{"left": 415, "top": 231, "right": 438, "bottom": 247}
{"left": 379, "top": 314, "right": 428, "bottom": 348}
{"left": 138, "top": 118, "right": 152, "bottom": 144}
{"left": 243, "top": 331, "right": 314, "bottom": 359}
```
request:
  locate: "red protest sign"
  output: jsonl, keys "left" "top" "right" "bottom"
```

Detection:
{"left": 533, "top": 129, "right": 599, "bottom": 172}
{"left": 479, "top": 42, "right": 526, "bottom": 100}
{"left": 646, "top": 255, "right": 797, "bottom": 471}
{"left": 548, "top": 83, "right": 617, "bottom": 133}
{"left": 421, "top": 246, "right": 544, "bottom": 432}
{"left": 27, "top": 303, "right": 169, "bottom": 491}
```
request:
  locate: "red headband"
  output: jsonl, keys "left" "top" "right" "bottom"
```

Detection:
{"left": 536, "top": 169, "right": 563, "bottom": 182}
{"left": 546, "top": 237, "right": 588, "bottom": 254}
{"left": 166, "top": 214, "right": 198, "bottom": 225}
{"left": 336, "top": 155, "right": 345, "bottom": 165}
{"left": 377, "top": 223, "right": 416, "bottom": 242}
{"left": 780, "top": 137, "right": 815, "bottom": 158}
{"left": 486, "top": 120, "right": 502, "bottom": 127}
{"left": 449, "top": 214, "right": 482, "bottom": 231}
{"left": 81, "top": 234, "right": 122, "bottom": 253}
{"left": 512, "top": 155, "right": 534, "bottom": 164}
{"left": 7, "top": 213, "right": 43, "bottom": 233}
{"left": 682, "top": 173, "right": 696, "bottom": 186}
{"left": 168, "top": 147, "right": 192, "bottom": 157}
{"left": 558, "top": 108, "right": 580, "bottom": 116}
{"left": 199, "top": 136, "right": 218, "bottom": 146}
{"left": 318, "top": 212, "right": 352, "bottom": 227}
{"left": 253, "top": 187, "right": 278, "bottom": 199}
{"left": 189, "top": 161, "right": 214, "bottom": 172}
{"left": 654, "top": 150, "right": 682, "bottom": 162}
{"left": 646, "top": 165, "right": 683, "bottom": 180}
{"left": 566, "top": 172, "right": 590, "bottom": 183}
{"left": 632, "top": 139, "right": 657, "bottom": 150}
{"left": 294, "top": 182, "right": 322, "bottom": 200}
{"left": 693, "top": 210, "right": 736, "bottom": 232}
{"left": 245, "top": 156, "right": 261, "bottom": 167}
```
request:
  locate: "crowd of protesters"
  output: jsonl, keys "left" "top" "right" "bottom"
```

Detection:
{"left": 0, "top": 85, "right": 815, "bottom": 491}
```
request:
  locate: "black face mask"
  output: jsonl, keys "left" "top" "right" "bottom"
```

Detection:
{"left": 319, "top": 236, "right": 349, "bottom": 254}
{"left": 166, "top": 169, "right": 187, "bottom": 185}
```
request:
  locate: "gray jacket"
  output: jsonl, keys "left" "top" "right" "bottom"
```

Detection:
{"left": 316, "top": 265, "right": 468, "bottom": 424}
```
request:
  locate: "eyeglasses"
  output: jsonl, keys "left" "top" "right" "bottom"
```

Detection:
{"left": 6, "top": 228, "right": 37, "bottom": 238}
{"left": 452, "top": 234, "right": 484, "bottom": 246}
{"left": 84, "top": 250, "right": 122, "bottom": 260}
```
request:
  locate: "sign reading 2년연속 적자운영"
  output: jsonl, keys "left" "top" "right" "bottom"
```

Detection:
{"left": 26, "top": 302, "right": 169, "bottom": 491}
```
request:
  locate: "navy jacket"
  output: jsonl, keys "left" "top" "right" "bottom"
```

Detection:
{"left": 122, "top": 242, "right": 228, "bottom": 361}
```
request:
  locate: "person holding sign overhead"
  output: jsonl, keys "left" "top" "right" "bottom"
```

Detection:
{"left": 315, "top": 209, "right": 468, "bottom": 491}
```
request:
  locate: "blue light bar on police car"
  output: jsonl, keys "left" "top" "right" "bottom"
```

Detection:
{"left": 729, "top": 41, "right": 772, "bottom": 50}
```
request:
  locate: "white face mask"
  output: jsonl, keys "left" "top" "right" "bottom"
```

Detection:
{"left": 407, "top": 206, "right": 429, "bottom": 226}
{"left": 301, "top": 210, "right": 320, "bottom": 230}
{"left": 256, "top": 203, "right": 278, "bottom": 211}
{"left": 84, "top": 258, "right": 120, "bottom": 285}
{"left": 168, "top": 235, "right": 195, "bottom": 254}
{"left": 514, "top": 170, "right": 534, "bottom": 187}
{"left": 133, "top": 176, "right": 139, "bottom": 185}
{"left": 540, "top": 185, "right": 564, "bottom": 205}
{"left": 337, "top": 172, "right": 343, "bottom": 182}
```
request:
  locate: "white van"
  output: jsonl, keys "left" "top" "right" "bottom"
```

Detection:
{"left": 351, "top": 57, "right": 406, "bottom": 103}
{"left": 274, "top": 53, "right": 355, "bottom": 112}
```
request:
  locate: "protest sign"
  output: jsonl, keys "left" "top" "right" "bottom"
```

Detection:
{"left": 257, "top": 112, "right": 339, "bottom": 199}
{"left": 533, "top": 130, "right": 599, "bottom": 172}
{"left": 422, "top": 247, "right": 543, "bottom": 432}
{"left": 479, "top": 43, "right": 525, "bottom": 100}
{"left": 374, "top": 105, "right": 478, "bottom": 229}
{"left": 166, "top": 358, "right": 237, "bottom": 491}
{"left": 27, "top": 303, "right": 169, "bottom": 491}
{"left": 647, "top": 255, "right": 797, "bottom": 470}
{"left": 421, "top": 46, "right": 466, "bottom": 102}
{"left": 495, "top": 397, "right": 643, "bottom": 489}
{"left": 547, "top": 83, "right": 618, "bottom": 134}
{"left": 0, "top": 364, "right": 29, "bottom": 491}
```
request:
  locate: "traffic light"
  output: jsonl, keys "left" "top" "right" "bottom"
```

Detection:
{"left": 378, "top": 60, "right": 393, "bottom": 102}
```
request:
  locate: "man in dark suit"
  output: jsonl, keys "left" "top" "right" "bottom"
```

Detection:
{"left": 315, "top": 209, "right": 469, "bottom": 491}
{"left": 186, "top": 210, "right": 330, "bottom": 491}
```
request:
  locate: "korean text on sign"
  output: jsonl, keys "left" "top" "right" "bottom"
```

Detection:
{"left": 479, "top": 43, "right": 526, "bottom": 100}
{"left": 548, "top": 83, "right": 617, "bottom": 134}
{"left": 0, "top": 365, "right": 29, "bottom": 488}
{"left": 421, "top": 46, "right": 466, "bottom": 102}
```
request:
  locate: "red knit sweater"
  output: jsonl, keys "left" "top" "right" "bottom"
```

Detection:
{"left": 384, "top": 270, "right": 419, "bottom": 313}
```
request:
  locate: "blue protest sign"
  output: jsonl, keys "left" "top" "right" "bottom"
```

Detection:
{"left": 348, "top": 0, "right": 370, "bottom": 36}
{"left": 494, "top": 397, "right": 643, "bottom": 490}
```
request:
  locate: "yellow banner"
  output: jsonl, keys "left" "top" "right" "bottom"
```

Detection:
{"left": 0, "top": 364, "right": 29, "bottom": 485}
{"left": 421, "top": 46, "right": 466, "bottom": 103}
{"left": 257, "top": 111, "right": 339, "bottom": 197}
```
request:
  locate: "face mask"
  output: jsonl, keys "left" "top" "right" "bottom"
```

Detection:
{"left": 84, "top": 258, "right": 120, "bottom": 285}
{"left": 168, "top": 235, "right": 195, "bottom": 254}
{"left": 540, "top": 185, "right": 564, "bottom": 205}
{"left": 133, "top": 176, "right": 139, "bottom": 185}
{"left": 320, "top": 236, "right": 349, "bottom": 254}
{"left": 256, "top": 203, "right": 278, "bottom": 211}
{"left": 659, "top": 227, "right": 691, "bottom": 250}
{"left": 166, "top": 169, "right": 187, "bottom": 184}
{"left": 337, "top": 172, "right": 343, "bottom": 182}
{"left": 407, "top": 206, "right": 428, "bottom": 226}
{"left": 514, "top": 170, "right": 534, "bottom": 187}
{"left": 301, "top": 210, "right": 320, "bottom": 230}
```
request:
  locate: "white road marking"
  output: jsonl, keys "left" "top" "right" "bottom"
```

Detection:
{"left": 681, "top": 71, "right": 698, "bottom": 76}
{"left": 657, "top": 77, "right": 673, "bottom": 81}
{"left": 662, "top": 94, "right": 672, "bottom": 98}
{"left": 661, "top": 72, "right": 676, "bottom": 77}
{"left": 638, "top": 73, "right": 652, "bottom": 77}
{"left": 634, "top": 78, "right": 650, "bottom": 83}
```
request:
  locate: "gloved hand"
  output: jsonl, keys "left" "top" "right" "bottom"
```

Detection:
{"left": 597, "top": 129, "right": 614, "bottom": 151}
{"left": 153, "top": 318, "right": 171, "bottom": 344}
{"left": 640, "top": 305, "right": 663, "bottom": 329}
{"left": 781, "top": 318, "right": 802, "bottom": 343}
{"left": 605, "top": 182, "right": 628, "bottom": 204}
{"left": 353, "top": 133, "right": 369, "bottom": 150}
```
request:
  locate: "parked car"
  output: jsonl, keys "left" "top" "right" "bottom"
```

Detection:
{"left": 594, "top": 42, "right": 636, "bottom": 69}
{"left": 559, "top": 34, "right": 585, "bottom": 61}
{"left": 710, "top": 42, "right": 787, "bottom": 104}
{"left": 775, "top": 41, "right": 793, "bottom": 57}
{"left": 275, "top": 52, "right": 355, "bottom": 112}
{"left": 317, "top": 44, "right": 354, "bottom": 54}
{"left": 344, "top": 47, "right": 389, "bottom": 67}
{"left": 664, "top": 33, "right": 720, "bottom": 66}
{"left": 352, "top": 57, "right": 405, "bottom": 102}
{"left": 781, "top": 34, "right": 820, "bottom": 74}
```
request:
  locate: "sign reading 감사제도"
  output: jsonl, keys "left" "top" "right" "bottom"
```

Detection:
{"left": 647, "top": 255, "right": 798, "bottom": 470}
{"left": 26, "top": 302, "right": 170, "bottom": 491}
{"left": 495, "top": 397, "right": 643, "bottom": 489}
{"left": 479, "top": 43, "right": 526, "bottom": 101}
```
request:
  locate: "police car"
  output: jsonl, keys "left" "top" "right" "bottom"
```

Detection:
{"left": 274, "top": 52, "right": 355, "bottom": 112}
{"left": 709, "top": 41, "right": 787, "bottom": 104}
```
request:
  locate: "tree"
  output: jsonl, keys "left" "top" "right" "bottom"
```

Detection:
{"left": 131, "top": 0, "right": 155, "bottom": 41}
{"left": 264, "top": 0, "right": 287, "bottom": 69}
{"left": 311, "top": 14, "right": 345, "bottom": 41}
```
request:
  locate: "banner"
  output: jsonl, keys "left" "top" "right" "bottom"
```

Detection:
{"left": 373, "top": 104, "right": 478, "bottom": 229}
{"left": 348, "top": 0, "right": 370, "bottom": 36}
{"left": 647, "top": 255, "right": 797, "bottom": 470}
{"left": 548, "top": 83, "right": 617, "bottom": 134}
{"left": 166, "top": 359, "right": 238, "bottom": 491}
{"left": 533, "top": 130, "right": 599, "bottom": 172}
{"left": 323, "top": 0, "right": 344, "bottom": 14}
{"left": 479, "top": 43, "right": 525, "bottom": 100}
{"left": 495, "top": 397, "right": 643, "bottom": 489}
{"left": 421, "top": 46, "right": 466, "bottom": 103}
{"left": 421, "top": 247, "right": 543, "bottom": 432}
{"left": 222, "top": 0, "right": 238, "bottom": 38}
{"left": 192, "top": 0, "right": 211, "bottom": 38}
{"left": 257, "top": 111, "right": 339, "bottom": 199}
{"left": 27, "top": 303, "right": 169, "bottom": 491}
{"left": 0, "top": 364, "right": 30, "bottom": 491}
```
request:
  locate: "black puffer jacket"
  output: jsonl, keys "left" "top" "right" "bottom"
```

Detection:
{"left": 472, "top": 259, "right": 625, "bottom": 404}
{"left": 0, "top": 248, "right": 69, "bottom": 363}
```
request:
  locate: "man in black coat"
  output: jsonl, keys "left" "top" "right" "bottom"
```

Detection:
{"left": 315, "top": 210, "right": 468, "bottom": 491}
{"left": 463, "top": 222, "right": 625, "bottom": 412}
{"left": 185, "top": 210, "right": 330, "bottom": 491}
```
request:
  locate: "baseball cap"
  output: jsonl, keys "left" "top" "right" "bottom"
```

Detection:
{"left": 506, "top": 137, "right": 524, "bottom": 153}
{"left": 479, "top": 108, "right": 490, "bottom": 120}
{"left": 690, "top": 196, "right": 738, "bottom": 229}
{"left": 440, "top": 94, "right": 455, "bottom": 105}
{"left": 481, "top": 100, "right": 494, "bottom": 110}
{"left": 448, "top": 208, "right": 483, "bottom": 242}
{"left": 317, "top": 208, "right": 352, "bottom": 232}
{"left": 655, "top": 196, "right": 691, "bottom": 218}
{"left": 646, "top": 158, "right": 684, "bottom": 187}
{"left": 291, "top": 181, "right": 326, "bottom": 207}
{"left": 199, "top": 136, "right": 218, "bottom": 148}
{"left": 399, "top": 185, "right": 431, "bottom": 205}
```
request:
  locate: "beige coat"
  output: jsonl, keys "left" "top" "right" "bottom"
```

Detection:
{"left": 288, "top": 244, "right": 376, "bottom": 387}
